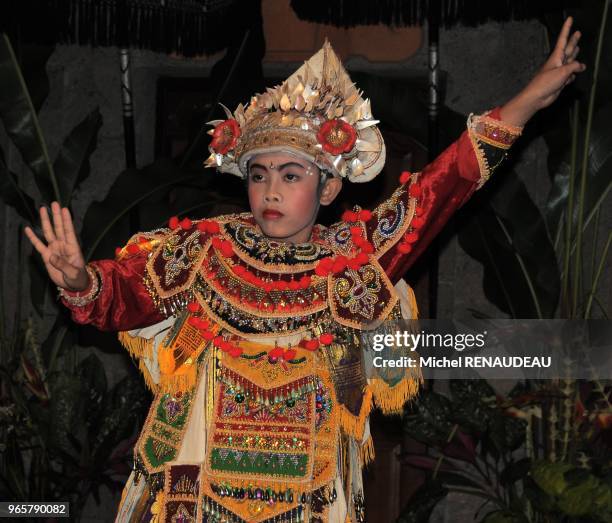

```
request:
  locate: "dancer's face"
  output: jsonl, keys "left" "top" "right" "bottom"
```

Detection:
{"left": 247, "top": 152, "right": 341, "bottom": 244}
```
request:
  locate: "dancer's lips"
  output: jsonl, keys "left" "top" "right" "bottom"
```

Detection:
{"left": 262, "top": 209, "right": 284, "bottom": 219}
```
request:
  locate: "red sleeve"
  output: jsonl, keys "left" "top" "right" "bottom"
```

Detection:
{"left": 362, "top": 107, "right": 516, "bottom": 283}
{"left": 376, "top": 128, "right": 479, "bottom": 283}
{"left": 61, "top": 250, "right": 165, "bottom": 332}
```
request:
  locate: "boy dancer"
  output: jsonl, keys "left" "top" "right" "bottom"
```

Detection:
{"left": 26, "top": 19, "right": 584, "bottom": 523}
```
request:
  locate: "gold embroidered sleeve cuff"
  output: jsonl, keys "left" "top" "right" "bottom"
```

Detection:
{"left": 467, "top": 111, "right": 523, "bottom": 189}
{"left": 58, "top": 264, "right": 102, "bottom": 307}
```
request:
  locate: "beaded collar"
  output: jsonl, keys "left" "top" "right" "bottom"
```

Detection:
{"left": 222, "top": 216, "right": 333, "bottom": 267}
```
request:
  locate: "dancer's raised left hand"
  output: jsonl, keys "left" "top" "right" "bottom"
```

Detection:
{"left": 500, "top": 17, "right": 587, "bottom": 127}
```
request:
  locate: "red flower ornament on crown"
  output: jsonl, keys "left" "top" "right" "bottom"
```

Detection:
{"left": 210, "top": 119, "right": 241, "bottom": 154}
{"left": 317, "top": 119, "right": 357, "bottom": 155}
{"left": 205, "top": 42, "right": 387, "bottom": 182}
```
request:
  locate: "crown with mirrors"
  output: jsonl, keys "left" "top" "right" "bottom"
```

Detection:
{"left": 204, "top": 40, "right": 386, "bottom": 183}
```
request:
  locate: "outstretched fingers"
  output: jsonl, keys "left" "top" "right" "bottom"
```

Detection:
{"left": 564, "top": 60, "right": 587, "bottom": 76}
{"left": 554, "top": 17, "right": 574, "bottom": 62}
{"left": 61, "top": 207, "right": 80, "bottom": 248}
{"left": 24, "top": 226, "right": 49, "bottom": 258}
{"left": 563, "top": 30, "right": 581, "bottom": 64}
{"left": 567, "top": 44, "right": 580, "bottom": 64}
{"left": 51, "top": 201, "right": 66, "bottom": 243}
{"left": 563, "top": 60, "right": 586, "bottom": 85}
{"left": 39, "top": 206, "right": 56, "bottom": 244}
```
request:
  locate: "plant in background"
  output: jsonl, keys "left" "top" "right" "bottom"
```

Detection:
{"left": 0, "top": 32, "right": 149, "bottom": 520}
{"left": 398, "top": 1, "right": 612, "bottom": 522}
{"left": 398, "top": 379, "right": 611, "bottom": 523}
{"left": 1, "top": 318, "right": 148, "bottom": 519}
{"left": 0, "top": 32, "right": 243, "bottom": 518}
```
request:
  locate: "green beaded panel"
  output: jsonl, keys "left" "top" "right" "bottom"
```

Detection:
{"left": 210, "top": 448, "right": 309, "bottom": 478}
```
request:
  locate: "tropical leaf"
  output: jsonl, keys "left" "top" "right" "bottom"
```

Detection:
{"left": 18, "top": 43, "right": 54, "bottom": 113}
{"left": 53, "top": 107, "right": 103, "bottom": 205}
{"left": 41, "top": 316, "right": 75, "bottom": 372}
{"left": 523, "top": 476, "right": 557, "bottom": 513}
{"left": 489, "top": 412, "right": 527, "bottom": 453}
{"left": 449, "top": 379, "right": 496, "bottom": 404}
{"left": 0, "top": 147, "right": 37, "bottom": 222}
{"left": 351, "top": 71, "right": 466, "bottom": 147}
{"left": 556, "top": 476, "right": 599, "bottom": 516}
{"left": 0, "top": 34, "right": 58, "bottom": 202}
{"left": 80, "top": 161, "right": 196, "bottom": 260}
{"left": 28, "top": 255, "right": 51, "bottom": 317}
{"left": 449, "top": 397, "right": 491, "bottom": 433}
{"left": 396, "top": 479, "right": 448, "bottom": 523}
{"left": 457, "top": 171, "right": 561, "bottom": 318}
{"left": 78, "top": 352, "right": 108, "bottom": 431}
{"left": 482, "top": 510, "right": 528, "bottom": 523}
{"left": 402, "top": 453, "right": 453, "bottom": 473}
{"left": 0, "top": 436, "right": 28, "bottom": 500}
{"left": 530, "top": 461, "right": 573, "bottom": 497}
{"left": 80, "top": 159, "right": 243, "bottom": 261}
{"left": 403, "top": 390, "right": 455, "bottom": 444}
{"left": 544, "top": 101, "right": 612, "bottom": 247}
{"left": 441, "top": 429, "right": 477, "bottom": 463}
{"left": 435, "top": 470, "right": 486, "bottom": 492}
{"left": 91, "top": 375, "right": 147, "bottom": 465}
{"left": 449, "top": 380, "right": 497, "bottom": 434}
{"left": 47, "top": 373, "right": 85, "bottom": 456}
{"left": 20, "top": 354, "right": 48, "bottom": 401}
{"left": 500, "top": 458, "right": 532, "bottom": 486}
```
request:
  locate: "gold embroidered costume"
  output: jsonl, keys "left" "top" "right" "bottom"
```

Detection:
{"left": 61, "top": 43, "right": 522, "bottom": 522}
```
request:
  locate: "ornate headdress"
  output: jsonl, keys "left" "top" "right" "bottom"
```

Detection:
{"left": 204, "top": 41, "right": 385, "bottom": 183}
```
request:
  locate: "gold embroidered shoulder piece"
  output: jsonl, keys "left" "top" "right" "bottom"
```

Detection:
{"left": 320, "top": 217, "right": 400, "bottom": 330}
{"left": 143, "top": 216, "right": 235, "bottom": 316}
{"left": 115, "top": 227, "right": 173, "bottom": 261}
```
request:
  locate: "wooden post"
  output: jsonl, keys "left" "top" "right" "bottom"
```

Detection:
{"left": 427, "top": 0, "right": 441, "bottom": 319}
{"left": 119, "top": 47, "right": 136, "bottom": 169}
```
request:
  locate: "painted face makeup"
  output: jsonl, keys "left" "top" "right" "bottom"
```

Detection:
{"left": 247, "top": 152, "right": 328, "bottom": 244}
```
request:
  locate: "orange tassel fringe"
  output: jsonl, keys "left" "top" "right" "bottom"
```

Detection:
{"left": 369, "top": 374, "right": 423, "bottom": 415}
{"left": 118, "top": 331, "right": 158, "bottom": 393}
{"left": 338, "top": 386, "right": 373, "bottom": 439}
{"left": 361, "top": 435, "right": 376, "bottom": 466}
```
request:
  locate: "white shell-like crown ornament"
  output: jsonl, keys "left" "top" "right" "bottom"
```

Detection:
{"left": 204, "top": 41, "right": 386, "bottom": 183}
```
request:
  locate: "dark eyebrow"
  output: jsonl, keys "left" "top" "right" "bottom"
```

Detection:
{"left": 249, "top": 161, "right": 306, "bottom": 172}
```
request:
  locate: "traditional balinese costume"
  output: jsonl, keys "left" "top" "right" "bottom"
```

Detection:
{"left": 60, "top": 42, "right": 521, "bottom": 522}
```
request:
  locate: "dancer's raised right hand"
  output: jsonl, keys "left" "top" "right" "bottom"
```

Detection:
{"left": 24, "top": 201, "right": 90, "bottom": 292}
